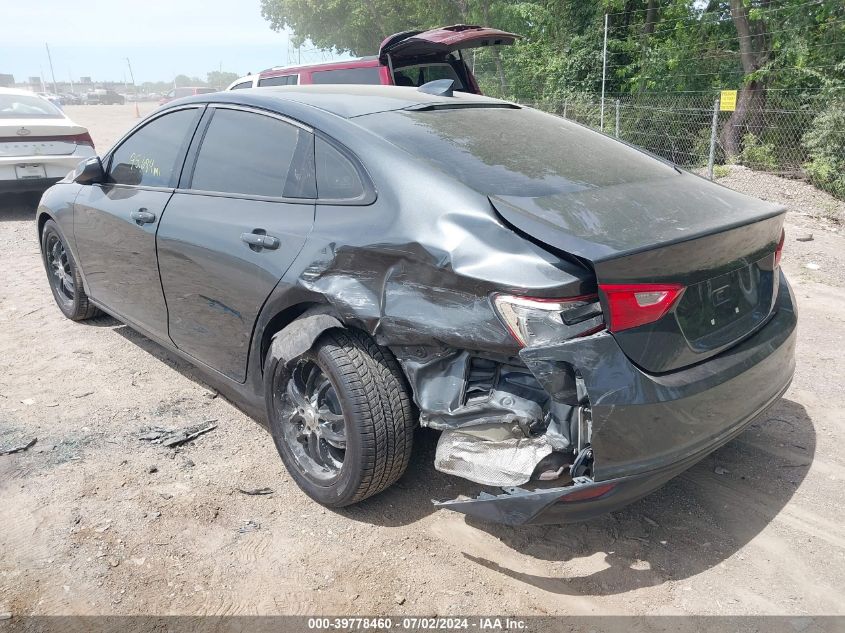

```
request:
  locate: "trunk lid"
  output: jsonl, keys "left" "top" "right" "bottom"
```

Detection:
{"left": 379, "top": 24, "right": 520, "bottom": 64}
{"left": 0, "top": 119, "right": 89, "bottom": 157}
{"left": 490, "top": 174, "right": 786, "bottom": 373}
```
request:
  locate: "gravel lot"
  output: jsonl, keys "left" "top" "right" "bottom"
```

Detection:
{"left": 1, "top": 104, "right": 844, "bottom": 618}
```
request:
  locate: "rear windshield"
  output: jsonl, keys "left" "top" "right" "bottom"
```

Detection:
{"left": 393, "top": 63, "right": 465, "bottom": 90}
{"left": 357, "top": 107, "right": 677, "bottom": 197}
{"left": 0, "top": 93, "right": 63, "bottom": 119}
{"left": 310, "top": 67, "right": 381, "bottom": 85}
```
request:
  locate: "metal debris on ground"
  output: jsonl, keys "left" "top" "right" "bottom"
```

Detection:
{"left": 714, "top": 466, "right": 730, "bottom": 475}
{"left": 0, "top": 438, "right": 37, "bottom": 456}
{"left": 237, "top": 487, "right": 275, "bottom": 496}
{"left": 138, "top": 422, "right": 217, "bottom": 448}
{"left": 796, "top": 234, "right": 814, "bottom": 242}
{"left": 238, "top": 519, "right": 261, "bottom": 533}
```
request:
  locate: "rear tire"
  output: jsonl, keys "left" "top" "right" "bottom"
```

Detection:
{"left": 265, "top": 327, "right": 415, "bottom": 507}
{"left": 41, "top": 219, "right": 101, "bottom": 321}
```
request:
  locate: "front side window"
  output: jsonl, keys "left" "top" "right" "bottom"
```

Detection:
{"left": 231, "top": 81, "right": 253, "bottom": 90}
{"left": 189, "top": 108, "right": 314, "bottom": 198}
{"left": 109, "top": 108, "right": 200, "bottom": 187}
{"left": 316, "top": 138, "right": 365, "bottom": 200}
{"left": 310, "top": 67, "right": 381, "bottom": 85}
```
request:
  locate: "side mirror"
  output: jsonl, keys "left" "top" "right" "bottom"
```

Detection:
{"left": 110, "top": 162, "right": 143, "bottom": 186}
{"left": 74, "top": 156, "right": 105, "bottom": 185}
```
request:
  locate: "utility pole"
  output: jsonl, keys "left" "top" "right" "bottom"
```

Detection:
{"left": 45, "top": 43, "right": 58, "bottom": 95}
{"left": 600, "top": 14, "right": 608, "bottom": 131}
{"left": 126, "top": 57, "right": 140, "bottom": 117}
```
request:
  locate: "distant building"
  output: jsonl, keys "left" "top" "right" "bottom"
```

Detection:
{"left": 0, "top": 73, "right": 14, "bottom": 87}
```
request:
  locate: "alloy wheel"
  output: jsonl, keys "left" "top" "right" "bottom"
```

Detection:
{"left": 282, "top": 360, "right": 347, "bottom": 481}
{"left": 46, "top": 234, "right": 75, "bottom": 303}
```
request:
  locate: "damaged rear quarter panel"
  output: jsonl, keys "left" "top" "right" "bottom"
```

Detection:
{"left": 270, "top": 124, "right": 593, "bottom": 422}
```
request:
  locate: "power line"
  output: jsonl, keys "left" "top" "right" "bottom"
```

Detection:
{"left": 605, "top": 0, "right": 829, "bottom": 24}
{"left": 603, "top": 38, "right": 844, "bottom": 71}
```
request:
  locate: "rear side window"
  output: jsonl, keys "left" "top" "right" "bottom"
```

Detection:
{"left": 310, "top": 67, "right": 381, "bottom": 85}
{"left": 258, "top": 75, "right": 297, "bottom": 87}
{"left": 190, "top": 108, "right": 315, "bottom": 198}
{"left": 316, "top": 138, "right": 365, "bottom": 200}
{"left": 109, "top": 108, "right": 200, "bottom": 187}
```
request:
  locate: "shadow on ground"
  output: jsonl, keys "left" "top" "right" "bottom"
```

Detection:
{"left": 99, "top": 316, "right": 813, "bottom": 595}
{"left": 346, "top": 400, "right": 815, "bottom": 596}
{"left": 0, "top": 193, "right": 41, "bottom": 221}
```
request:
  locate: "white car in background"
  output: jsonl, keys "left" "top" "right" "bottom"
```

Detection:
{"left": 0, "top": 88, "right": 95, "bottom": 194}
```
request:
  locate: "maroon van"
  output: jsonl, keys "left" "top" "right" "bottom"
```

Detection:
{"left": 227, "top": 25, "right": 519, "bottom": 93}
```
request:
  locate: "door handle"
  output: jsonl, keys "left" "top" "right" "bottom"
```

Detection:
{"left": 240, "top": 232, "right": 280, "bottom": 250}
{"left": 131, "top": 208, "right": 156, "bottom": 225}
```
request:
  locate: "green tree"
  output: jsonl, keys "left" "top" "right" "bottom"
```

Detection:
{"left": 207, "top": 71, "right": 239, "bottom": 88}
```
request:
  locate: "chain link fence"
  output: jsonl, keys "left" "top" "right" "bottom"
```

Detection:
{"left": 518, "top": 93, "right": 835, "bottom": 179}
{"left": 470, "top": 56, "right": 844, "bottom": 198}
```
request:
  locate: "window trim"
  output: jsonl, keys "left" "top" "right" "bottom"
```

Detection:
{"left": 102, "top": 104, "right": 205, "bottom": 192}
{"left": 314, "top": 133, "right": 377, "bottom": 206}
{"left": 175, "top": 103, "right": 316, "bottom": 204}
{"left": 257, "top": 73, "right": 300, "bottom": 87}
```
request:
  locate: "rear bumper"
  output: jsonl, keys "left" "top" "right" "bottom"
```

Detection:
{"left": 434, "top": 272, "right": 797, "bottom": 525}
{"left": 0, "top": 150, "right": 92, "bottom": 190}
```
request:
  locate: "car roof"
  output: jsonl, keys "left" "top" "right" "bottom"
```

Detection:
{"left": 260, "top": 56, "right": 380, "bottom": 75}
{"left": 174, "top": 84, "right": 509, "bottom": 120}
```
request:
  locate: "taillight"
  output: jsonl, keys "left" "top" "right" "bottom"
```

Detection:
{"left": 0, "top": 132, "right": 94, "bottom": 148}
{"left": 492, "top": 294, "right": 603, "bottom": 347}
{"left": 65, "top": 132, "right": 94, "bottom": 147}
{"left": 774, "top": 229, "right": 785, "bottom": 268}
{"left": 599, "top": 283, "right": 684, "bottom": 333}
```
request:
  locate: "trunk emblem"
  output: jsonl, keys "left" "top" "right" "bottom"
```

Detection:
{"left": 16, "top": 127, "right": 31, "bottom": 136}
{"left": 711, "top": 284, "right": 731, "bottom": 306}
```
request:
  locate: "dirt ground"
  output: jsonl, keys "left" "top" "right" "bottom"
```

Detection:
{"left": 1, "top": 104, "right": 844, "bottom": 618}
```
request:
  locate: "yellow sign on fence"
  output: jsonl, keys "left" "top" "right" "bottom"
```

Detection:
{"left": 720, "top": 90, "right": 738, "bottom": 112}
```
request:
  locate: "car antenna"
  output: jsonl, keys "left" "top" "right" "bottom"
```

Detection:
{"left": 418, "top": 79, "right": 455, "bottom": 97}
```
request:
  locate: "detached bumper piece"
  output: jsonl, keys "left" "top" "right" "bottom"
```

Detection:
{"left": 433, "top": 471, "right": 672, "bottom": 526}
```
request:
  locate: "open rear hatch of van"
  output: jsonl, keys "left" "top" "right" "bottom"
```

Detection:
{"left": 490, "top": 173, "right": 786, "bottom": 373}
{"left": 379, "top": 24, "right": 520, "bottom": 64}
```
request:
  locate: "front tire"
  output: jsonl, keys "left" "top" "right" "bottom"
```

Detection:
{"left": 265, "top": 328, "right": 415, "bottom": 507}
{"left": 41, "top": 219, "right": 100, "bottom": 321}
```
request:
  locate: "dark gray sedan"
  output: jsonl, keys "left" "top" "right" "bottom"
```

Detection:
{"left": 36, "top": 84, "right": 795, "bottom": 524}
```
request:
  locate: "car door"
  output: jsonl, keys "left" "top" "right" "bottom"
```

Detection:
{"left": 73, "top": 105, "right": 203, "bottom": 341}
{"left": 156, "top": 105, "right": 316, "bottom": 382}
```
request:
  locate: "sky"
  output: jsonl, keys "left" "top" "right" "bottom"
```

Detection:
{"left": 0, "top": 0, "right": 343, "bottom": 85}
